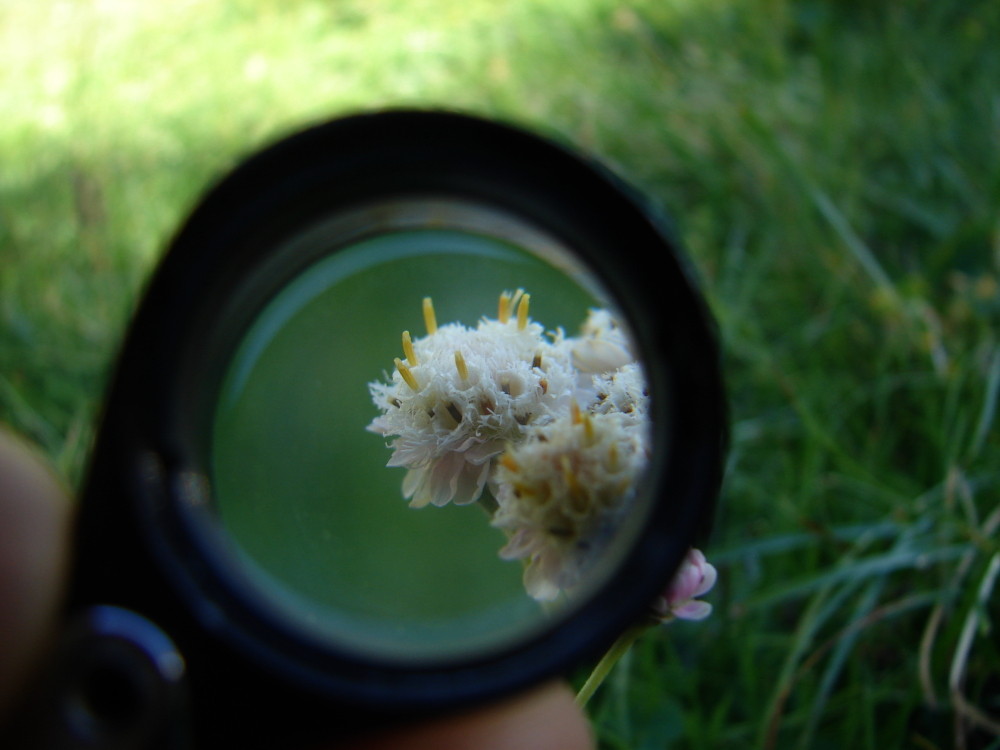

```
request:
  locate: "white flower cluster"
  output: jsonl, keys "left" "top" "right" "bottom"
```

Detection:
{"left": 367, "top": 290, "right": 651, "bottom": 601}
{"left": 491, "top": 405, "right": 649, "bottom": 600}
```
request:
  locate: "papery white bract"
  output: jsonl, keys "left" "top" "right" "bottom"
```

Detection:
{"left": 568, "top": 308, "right": 636, "bottom": 373}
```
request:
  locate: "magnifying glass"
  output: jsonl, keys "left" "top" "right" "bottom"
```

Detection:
{"left": 18, "top": 110, "right": 725, "bottom": 748}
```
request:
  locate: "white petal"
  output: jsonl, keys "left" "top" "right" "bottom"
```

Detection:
{"left": 366, "top": 418, "right": 390, "bottom": 435}
{"left": 402, "top": 467, "right": 431, "bottom": 507}
{"left": 498, "top": 528, "right": 534, "bottom": 559}
{"left": 427, "top": 452, "right": 465, "bottom": 507}
{"left": 673, "top": 600, "right": 712, "bottom": 621}
{"left": 465, "top": 439, "right": 504, "bottom": 465}
{"left": 452, "top": 460, "right": 491, "bottom": 506}
{"left": 571, "top": 339, "right": 632, "bottom": 373}
{"left": 694, "top": 561, "right": 718, "bottom": 598}
{"left": 523, "top": 559, "right": 560, "bottom": 601}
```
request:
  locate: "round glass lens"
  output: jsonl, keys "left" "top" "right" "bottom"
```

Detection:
{"left": 210, "top": 204, "right": 653, "bottom": 662}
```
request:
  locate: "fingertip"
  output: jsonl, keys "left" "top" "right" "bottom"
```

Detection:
{"left": 344, "top": 682, "right": 594, "bottom": 750}
{"left": 0, "top": 428, "right": 72, "bottom": 723}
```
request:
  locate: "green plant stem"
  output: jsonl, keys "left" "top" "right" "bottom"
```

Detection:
{"left": 575, "top": 623, "right": 652, "bottom": 707}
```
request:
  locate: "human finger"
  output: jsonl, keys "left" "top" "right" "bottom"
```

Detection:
{"left": 343, "top": 681, "right": 594, "bottom": 750}
{"left": 0, "top": 428, "right": 71, "bottom": 724}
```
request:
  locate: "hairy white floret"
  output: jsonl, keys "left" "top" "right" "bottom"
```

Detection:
{"left": 589, "top": 362, "right": 649, "bottom": 421}
{"left": 368, "top": 298, "right": 580, "bottom": 508}
{"left": 490, "top": 410, "right": 650, "bottom": 600}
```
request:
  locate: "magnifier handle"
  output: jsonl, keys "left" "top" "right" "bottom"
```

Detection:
{"left": 3, "top": 606, "right": 190, "bottom": 750}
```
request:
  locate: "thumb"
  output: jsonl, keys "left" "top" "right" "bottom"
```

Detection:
{"left": 0, "top": 428, "right": 71, "bottom": 724}
{"left": 344, "top": 682, "right": 594, "bottom": 750}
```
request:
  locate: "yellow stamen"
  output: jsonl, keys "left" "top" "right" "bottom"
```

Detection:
{"left": 608, "top": 443, "right": 619, "bottom": 472}
{"left": 394, "top": 357, "right": 420, "bottom": 391}
{"left": 561, "top": 455, "right": 588, "bottom": 514}
{"left": 422, "top": 297, "right": 437, "bottom": 335}
{"left": 560, "top": 454, "right": 573, "bottom": 482}
{"left": 570, "top": 401, "right": 582, "bottom": 425}
{"left": 516, "top": 293, "right": 530, "bottom": 331}
{"left": 581, "top": 412, "right": 595, "bottom": 444}
{"left": 512, "top": 481, "right": 535, "bottom": 498}
{"left": 454, "top": 350, "right": 469, "bottom": 380}
{"left": 498, "top": 291, "right": 512, "bottom": 323}
{"left": 402, "top": 330, "right": 418, "bottom": 365}
{"left": 510, "top": 288, "right": 525, "bottom": 310}
{"left": 500, "top": 454, "right": 520, "bottom": 473}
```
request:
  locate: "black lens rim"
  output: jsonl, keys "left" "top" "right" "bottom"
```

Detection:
{"left": 81, "top": 110, "right": 726, "bottom": 712}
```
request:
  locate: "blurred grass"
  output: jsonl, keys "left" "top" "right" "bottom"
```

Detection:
{"left": 1, "top": 0, "right": 998, "bottom": 746}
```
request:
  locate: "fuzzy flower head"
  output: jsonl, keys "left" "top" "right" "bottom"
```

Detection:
{"left": 368, "top": 291, "right": 579, "bottom": 508}
{"left": 651, "top": 548, "right": 717, "bottom": 622}
{"left": 490, "top": 407, "right": 650, "bottom": 601}
{"left": 367, "top": 290, "right": 669, "bottom": 607}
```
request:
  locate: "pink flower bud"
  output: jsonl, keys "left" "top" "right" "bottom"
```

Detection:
{"left": 652, "top": 548, "right": 717, "bottom": 622}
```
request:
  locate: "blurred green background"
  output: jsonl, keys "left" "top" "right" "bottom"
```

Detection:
{"left": 1, "top": 0, "right": 998, "bottom": 747}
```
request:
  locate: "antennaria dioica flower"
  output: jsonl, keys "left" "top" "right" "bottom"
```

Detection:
{"left": 367, "top": 290, "right": 715, "bottom": 703}
{"left": 367, "top": 290, "right": 584, "bottom": 509}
